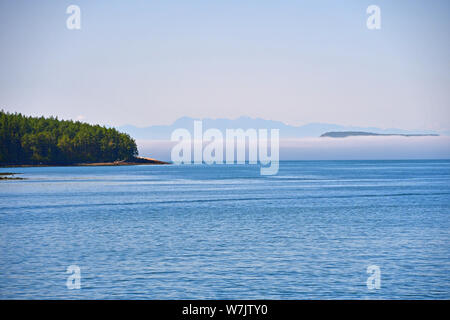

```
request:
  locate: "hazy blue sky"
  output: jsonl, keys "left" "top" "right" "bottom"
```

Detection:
{"left": 1, "top": 0, "right": 449, "bottom": 131}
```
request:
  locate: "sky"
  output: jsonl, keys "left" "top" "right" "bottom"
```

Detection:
{"left": 0, "top": 0, "right": 449, "bottom": 132}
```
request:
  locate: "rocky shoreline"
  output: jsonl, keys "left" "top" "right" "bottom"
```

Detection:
{"left": 0, "top": 157, "right": 170, "bottom": 168}
{"left": 0, "top": 172, "right": 25, "bottom": 180}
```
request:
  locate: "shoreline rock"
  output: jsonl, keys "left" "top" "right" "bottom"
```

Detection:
{"left": 0, "top": 172, "right": 25, "bottom": 180}
{"left": 0, "top": 157, "right": 170, "bottom": 168}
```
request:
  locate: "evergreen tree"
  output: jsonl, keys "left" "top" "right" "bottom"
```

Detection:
{"left": 0, "top": 110, "right": 138, "bottom": 165}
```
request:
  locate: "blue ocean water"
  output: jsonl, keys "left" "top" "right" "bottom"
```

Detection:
{"left": 0, "top": 160, "right": 449, "bottom": 299}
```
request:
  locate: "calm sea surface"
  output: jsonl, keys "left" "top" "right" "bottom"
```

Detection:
{"left": 0, "top": 160, "right": 449, "bottom": 299}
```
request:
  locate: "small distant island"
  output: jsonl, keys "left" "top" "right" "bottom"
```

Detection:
{"left": 0, "top": 172, "right": 25, "bottom": 180}
{"left": 320, "top": 131, "right": 439, "bottom": 138}
{"left": 0, "top": 111, "right": 169, "bottom": 166}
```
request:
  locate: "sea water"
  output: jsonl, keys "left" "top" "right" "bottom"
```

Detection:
{"left": 0, "top": 160, "right": 449, "bottom": 299}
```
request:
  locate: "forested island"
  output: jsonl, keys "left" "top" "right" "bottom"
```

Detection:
{"left": 0, "top": 111, "right": 166, "bottom": 166}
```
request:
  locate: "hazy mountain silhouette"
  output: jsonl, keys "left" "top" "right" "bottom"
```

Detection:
{"left": 118, "top": 116, "right": 439, "bottom": 140}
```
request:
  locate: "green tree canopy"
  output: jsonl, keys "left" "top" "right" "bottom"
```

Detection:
{"left": 0, "top": 110, "right": 138, "bottom": 165}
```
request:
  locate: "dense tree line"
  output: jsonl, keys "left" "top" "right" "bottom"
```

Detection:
{"left": 0, "top": 111, "right": 138, "bottom": 165}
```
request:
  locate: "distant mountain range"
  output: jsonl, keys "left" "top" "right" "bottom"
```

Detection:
{"left": 117, "top": 116, "right": 441, "bottom": 140}
{"left": 321, "top": 131, "right": 439, "bottom": 138}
